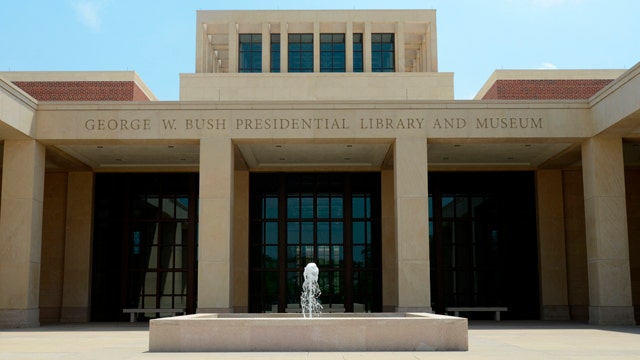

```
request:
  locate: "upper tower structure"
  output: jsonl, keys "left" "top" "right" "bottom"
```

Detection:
{"left": 180, "top": 10, "right": 452, "bottom": 101}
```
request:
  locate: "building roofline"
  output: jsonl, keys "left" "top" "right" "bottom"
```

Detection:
{"left": 0, "top": 71, "right": 158, "bottom": 101}
{"left": 0, "top": 75, "right": 38, "bottom": 109}
{"left": 474, "top": 69, "right": 627, "bottom": 100}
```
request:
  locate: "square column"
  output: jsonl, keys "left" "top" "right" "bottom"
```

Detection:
{"left": 536, "top": 170, "right": 570, "bottom": 320}
{"left": 581, "top": 136, "right": 635, "bottom": 325}
{"left": 363, "top": 22, "right": 371, "bottom": 72}
{"left": 228, "top": 22, "right": 238, "bottom": 73}
{"left": 60, "top": 172, "right": 94, "bottom": 322}
{"left": 396, "top": 22, "right": 405, "bottom": 72}
{"left": 313, "top": 21, "right": 320, "bottom": 73}
{"left": 345, "top": 22, "right": 353, "bottom": 72}
{"left": 232, "top": 170, "right": 249, "bottom": 312}
{"left": 381, "top": 170, "right": 398, "bottom": 311}
{"left": 0, "top": 140, "right": 45, "bottom": 327}
{"left": 198, "top": 138, "right": 234, "bottom": 313}
{"left": 261, "top": 22, "right": 270, "bottom": 73}
{"left": 394, "top": 137, "right": 431, "bottom": 312}
{"left": 280, "top": 21, "right": 288, "bottom": 73}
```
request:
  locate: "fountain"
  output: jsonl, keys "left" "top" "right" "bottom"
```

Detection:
{"left": 149, "top": 263, "right": 468, "bottom": 352}
{"left": 301, "top": 262, "right": 322, "bottom": 318}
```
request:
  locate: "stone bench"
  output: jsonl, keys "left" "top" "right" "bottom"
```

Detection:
{"left": 445, "top": 307, "right": 508, "bottom": 321}
{"left": 122, "top": 308, "right": 185, "bottom": 322}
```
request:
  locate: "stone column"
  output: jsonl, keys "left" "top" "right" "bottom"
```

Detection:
{"left": 394, "top": 137, "right": 431, "bottom": 312}
{"left": 313, "top": 21, "right": 320, "bottom": 73}
{"left": 0, "top": 140, "right": 45, "bottom": 327}
{"left": 197, "top": 137, "right": 234, "bottom": 313}
{"left": 345, "top": 22, "right": 354, "bottom": 72}
{"left": 536, "top": 170, "right": 570, "bottom": 320}
{"left": 363, "top": 22, "right": 371, "bottom": 72}
{"left": 262, "top": 22, "right": 270, "bottom": 73}
{"left": 281, "top": 21, "right": 288, "bottom": 73}
{"left": 232, "top": 170, "right": 249, "bottom": 312}
{"left": 581, "top": 136, "right": 635, "bottom": 325}
{"left": 381, "top": 169, "right": 398, "bottom": 311}
{"left": 396, "top": 22, "right": 405, "bottom": 73}
{"left": 228, "top": 22, "right": 238, "bottom": 73}
{"left": 60, "top": 172, "right": 94, "bottom": 322}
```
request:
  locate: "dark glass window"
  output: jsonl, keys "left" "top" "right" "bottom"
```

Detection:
{"left": 371, "top": 33, "right": 394, "bottom": 72}
{"left": 288, "top": 33, "right": 313, "bottom": 72}
{"left": 353, "top": 33, "right": 363, "bottom": 72}
{"left": 270, "top": 34, "right": 280, "bottom": 73}
{"left": 91, "top": 173, "right": 198, "bottom": 321}
{"left": 249, "top": 173, "right": 381, "bottom": 314}
{"left": 239, "top": 34, "right": 262, "bottom": 73}
{"left": 320, "top": 33, "right": 345, "bottom": 72}
{"left": 428, "top": 172, "right": 539, "bottom": 320}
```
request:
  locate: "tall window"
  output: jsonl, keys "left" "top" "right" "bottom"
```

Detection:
{"left": 428, "top": 172, "right": 540, "bottom": 320}
{"left": 239, "top": 34, "right": 262, "bottom": 73}
{"left": 91, "top": 173, "right": 198, "bottom": 321}
{"left": 249, "top": 173, "right": 381, "bottom": 314}
{"left": 270, "top": 34, "right": 280, "bottom": 73}
{"left": 320, "top": 33, "right": 345, "bottom": 72}
{"left": 288, "top": 34, "right": 313, "bottom": 72}
{"left": 353, "top": 33, "right": 363, "bottom": 72}
{"left": 371, "top": 33, "right": 394, "bottom": 72}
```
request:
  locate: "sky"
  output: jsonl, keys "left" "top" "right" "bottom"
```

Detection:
{"left": 1, "top": 0, "right": 638, "bottom": 100}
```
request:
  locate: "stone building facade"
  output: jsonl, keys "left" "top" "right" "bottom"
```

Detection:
{"left": 0, "top": 10, "right": 638, "bottom": 327}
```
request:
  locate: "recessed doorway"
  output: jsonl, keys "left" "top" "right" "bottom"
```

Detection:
{"left": 249, "top": 173, "right": 381, "bottom": 313}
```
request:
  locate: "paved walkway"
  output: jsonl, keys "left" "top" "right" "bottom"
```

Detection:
{"left": 1, "top": 321, "right": 639, "bottom": 359}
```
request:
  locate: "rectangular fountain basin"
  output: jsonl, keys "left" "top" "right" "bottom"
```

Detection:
{"left": 149, "top": 312, "right": 468, "bottom": 352}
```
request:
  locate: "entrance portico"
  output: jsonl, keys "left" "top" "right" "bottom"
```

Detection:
{"left": 0, "top": 10, "right": 639, "bottom": 327}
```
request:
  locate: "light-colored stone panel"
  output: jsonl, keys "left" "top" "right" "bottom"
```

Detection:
{"left": 34, "top": 104, "right": 593, "bottom": 141}
{"left": 381, "top": 170, "right": 398, "bottom": 309}
{"left": 198, "top": 198, "right": 232, "bottom": 262}
{"left": 562, "top": 170, "right": 589, "bottom": 320}
{"left": 589, "top": 305, "right": 635, "bottom": 325}
{"left": 197, "top": 261, "right": 231, "bottom": 310}
{"left": 1, "top": 141, "right": 45, "bottom": 202}
{"left": 536, "top": 170, "right": 569, "bottom": 317}
{"left": 581, "top": 135, "right": 633, "bottom": 324}
{"left": 61, "top": 172, "right": 93, "bottom": 321}
{"left": 394, "top": 137, "right": 428, "bottom": 198}
{"left": 150, "top": 312, "right": 467, "bottom": 352}
{"left": 199, "top": 138, "right": 233, "bottom": 198}
{"left": 180, "top": 73, "right": 454, "bottom": 101}
{"left": 396, "top": 197, "right": 429, "bottom": 261}
{"left": 582, "top": 137, "right": 626, "bottom": 199}
{"left": 198, "top": 137, "right": 234, "bottom": 311}
{"left": 588, "top": 258, "right": 633, "bottom": 306}
{"left": 394, "top": 136, "right": 430, "bottom": 310}
{"left": 0, "top": 77, "right": 37, "bottom": 138}
{"left": 0, "top": 262, "right": 31, "bottom": 308}
{"left": 232, "top": 170, "right": 249, "bottom": 309}
{"left": 40, "top": 171, "right": 67, "bottom": 322}
{"left": 0, "top": 309, "right": 39, "bottom": 328}
{"left": 0, "top": 140, "right": 45, "bottom": 326}
{"left": 397, "top": 260, "right": 430, "bottom": 309}
{"left": 584, "top": 196, "right": 631, "bottom": 260}
{"left": 591, "top": 63, "right": 640, "bottom": 135}
{"left": 0, "top": 197, "right": 42, "bottom": 260}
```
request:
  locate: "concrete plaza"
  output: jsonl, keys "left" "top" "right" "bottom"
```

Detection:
{"left": 1, "top": 321, "right": 639, "bottom": 359}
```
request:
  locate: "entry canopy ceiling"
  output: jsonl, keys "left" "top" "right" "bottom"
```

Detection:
{"left": 236, "top": 142, "right": 392, "bottom": 169}
{"left": 32, "top": 139, "right": 640, "bottom": 171}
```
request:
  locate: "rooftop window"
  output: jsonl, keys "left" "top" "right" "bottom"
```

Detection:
{"left": 239, "top": 34, "right": 262, "bottom": 73}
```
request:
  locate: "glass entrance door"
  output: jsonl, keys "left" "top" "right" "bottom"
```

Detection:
{"left": 249, "top": 173, "right": 381, "bottom": 313}
{"left": 91, "top": 173, "right": 198, "bottom": 321}
{"left": 428, "top": 172, "right": 540, "bottom": 319}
